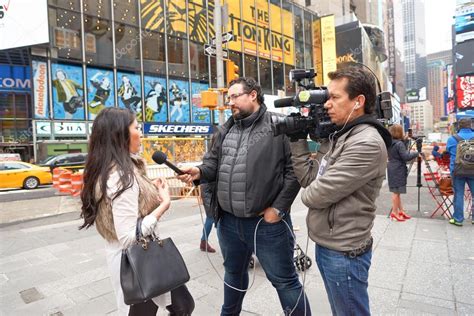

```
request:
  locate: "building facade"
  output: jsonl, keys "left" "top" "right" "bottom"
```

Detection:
{"left": 427, "top": 60, "right": 446, "bottom": 124}
{"left": 410, "top": 100, "right": 434, "bottom": 133}
{"left": 0, "top": 0, "right": 318, "bottom": 162}
{"left": 402, "top": 0, "right": 427, "bottom": 94}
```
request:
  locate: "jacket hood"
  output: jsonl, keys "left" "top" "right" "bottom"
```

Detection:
{"left": 335, "top": 115, "right": 392, "bottom": 149}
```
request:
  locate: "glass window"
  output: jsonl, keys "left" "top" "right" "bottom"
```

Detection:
{"left": 84, "top": 15, "right": 113, "bottom": 67}
{"left": 294, "top": 7, "right": 303, "bottom": 41}
{"left": 259, "top": 58, "right": 272, "bottom": 95}
{"left": 0, "top": 120, "right": 15, "bottom": 142}
{"left": 244, "top": 54, "right": 258, "bottom": 81}
{"left": 142, "top": 31, "right": 166, "bottom": 76}
{"left": 113, "top": 0, "right": 138, "bottom": 26}
{"left": 273, "top": 61, "right": 284, "bottom": 93}
{"left": 189, "top": 42, "right": 209, "bottom": 81}
{"left": 0, "top": 93, "right": 14, "bottom": 119}
{"left": 188, "top": 1, "right": 208, "bottom": 44}
{"left": 295, "top": 40, "right": 304, "bottom": 68}
{"left": 48, "top": 0, "right": 80, "bottom": 11}
{"left": 304, "top": 44, "right": 313, "bottom": 70}
{"left": 49, "top": 8, "right": 82, "bottom": 61}
{"left": 115, "top": 25, "right": 141, "bottom": 69}
{"left": 167, "top": 36, "right": 189, "bottom": 79}
{"left": 141, "top": 0, "right": 165, "bottom": 33}
{"left": 284, "top": 63, "right": 295, "bottom": 94}
{"left": 304, "top": 11, "right": 312, "bottom": 45}
{"left": 14, "top": 94, "right": 31, "bottom": 119}
{"left": 4, "top": 163, "right": 29, "bottom": 170}
{"left": 83, "top": 0, "right": 111, "bottom": 19}
{"left": 15, "top": 120, "right": 33, "bottom": 143}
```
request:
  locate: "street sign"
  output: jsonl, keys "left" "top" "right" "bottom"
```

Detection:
{"left": 204, "top": 44, "right": 229, "bottom": 58}
{"left": 210, "top": 31, "right": 234, "bottom": 46}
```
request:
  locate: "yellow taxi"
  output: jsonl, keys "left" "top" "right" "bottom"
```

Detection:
{"left": 0, "top": 161, "right": 52, "bottom": 189}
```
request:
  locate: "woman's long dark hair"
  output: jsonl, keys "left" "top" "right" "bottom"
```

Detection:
{"left": 80, "top": 107, "right": 136, "bottom": 230}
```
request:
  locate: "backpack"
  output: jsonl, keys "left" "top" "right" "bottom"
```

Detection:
{"left": 453, "top": 134, "right": 474, "bottom": 177}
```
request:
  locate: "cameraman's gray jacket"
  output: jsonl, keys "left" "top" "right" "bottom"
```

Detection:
{"left": 197, "top": 104, "right": 300, "bottom": 219}
{"left": 290, "top": 118, "right": 391, "bottom": 252}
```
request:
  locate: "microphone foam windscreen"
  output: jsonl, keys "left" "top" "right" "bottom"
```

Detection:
{"left": 152, "top": 151, "right": 167, "bottom": 164}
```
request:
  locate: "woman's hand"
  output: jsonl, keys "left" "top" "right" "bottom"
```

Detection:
{"left": 153, "top": 178, "right": 171, "bottom": 208}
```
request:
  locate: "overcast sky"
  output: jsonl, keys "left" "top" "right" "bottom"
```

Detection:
{"left": 424, "top": 0, "right": 456, "bottom": 54}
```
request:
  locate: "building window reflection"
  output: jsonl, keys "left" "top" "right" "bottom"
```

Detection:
{"left": 84, "top": 15, "right": 113, "bottom": 67}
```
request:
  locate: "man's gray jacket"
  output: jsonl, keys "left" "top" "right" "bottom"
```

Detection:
{"left": 197, "top": 104, "right": 300, "bottom": 220}
{"left": 290, "top": 116, "right": 392, "bottom": 252}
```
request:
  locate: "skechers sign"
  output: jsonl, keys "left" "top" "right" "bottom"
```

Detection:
{"left": 144, "top": 123, "right": 213, "bottom": 135}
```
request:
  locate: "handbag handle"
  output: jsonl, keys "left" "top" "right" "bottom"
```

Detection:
{"left": 135, "top": 217, "right": 162, "bottom": 249}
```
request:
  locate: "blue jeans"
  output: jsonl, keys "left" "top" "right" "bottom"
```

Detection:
{"left": 201, "top": 216, "right": 214, "bottom": 241}
{"left": 315, "top": 244, "right": 372, "bottom": 316}
{"left": 452, "top": 176, "right": 474, "bottom": 222}
{"left": 217, "top": 212, "right": 311, "bottom": 316}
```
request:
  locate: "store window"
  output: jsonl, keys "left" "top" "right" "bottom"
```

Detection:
{"left": 49, "top": 8, "right": 82, "bottom": 61}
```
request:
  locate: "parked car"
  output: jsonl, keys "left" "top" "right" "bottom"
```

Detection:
{"left": 0, "top": 161, "right": 52, "bottom": 189}
{"left": 40, "top": 153, "right": 87, "bottom": 171}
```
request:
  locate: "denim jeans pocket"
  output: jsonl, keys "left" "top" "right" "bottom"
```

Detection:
{"left": 353, "top": 251, "right": 371, "bottom": 283}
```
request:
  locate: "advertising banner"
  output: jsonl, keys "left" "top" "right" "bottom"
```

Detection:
{"left": 144, "top": 75, "right": 167, "bottom": 122}
{"left": 191, "top": 82, "right": 211, "bottom": 123}
{"left": 169, "top": 79, "right": 190, "bottom": 123}
{"left": 51, "top": 63, "right": 85, "bottom": 120}
{"left": 0, "top": 64, "right": 30, "bottom": 92}
{"left": 86, "top": 67, "right": 115, "bottom": 120}
{"left": 117, "top": 71, "right": 142, "bottom": 120}
{"left": 32, "top": 60, "right": 49, "bottom": 119}
{"left": 456, "top": 75, "right": 474, "bottom": 109}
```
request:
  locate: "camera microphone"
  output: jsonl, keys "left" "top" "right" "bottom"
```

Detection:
{"left": 152, "top": 151, "right": 185, "bottom": 175}
{"left": 274, "top": 97, "right": 294, "bottom": 108}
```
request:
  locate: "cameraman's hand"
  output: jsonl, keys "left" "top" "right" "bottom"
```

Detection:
{"left": 176, "top": 166, "right": 201, "bottom": 184}
{"left": 262, "top": 207, "right": 281, "bottom": 224}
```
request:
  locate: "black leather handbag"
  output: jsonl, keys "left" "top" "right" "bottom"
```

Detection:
{"left": 120, "top": 218, "right": 190, "bottom": 305}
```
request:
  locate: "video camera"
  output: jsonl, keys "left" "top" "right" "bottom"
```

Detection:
{"left": 272, "top": 66, "right": 393, "bottom": 141}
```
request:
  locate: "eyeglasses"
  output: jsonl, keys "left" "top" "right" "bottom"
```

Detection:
{"left": 225, "top": 92, "right": 248, "bottom": 104}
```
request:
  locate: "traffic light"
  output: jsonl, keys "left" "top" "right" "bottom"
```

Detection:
{"left": 226, "top": 60, "right": 239, "bottom": 86}
{"left": 201, "top": 90, "right": 219, "bottom": 109}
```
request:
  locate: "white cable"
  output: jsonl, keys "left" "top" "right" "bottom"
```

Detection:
{"left": 195, "top": 191, "right": 310, "bottom": 315}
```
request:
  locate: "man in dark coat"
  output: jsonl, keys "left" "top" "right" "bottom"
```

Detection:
{"left": 178, "top": 77, "right": 310, "bottom": 315}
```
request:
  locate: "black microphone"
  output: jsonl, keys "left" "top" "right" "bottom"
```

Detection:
{"left": 152, "top": 151, "right": 185, "bottom": 175}
{"left": 274, "top": 97, "right": 294, "bottom": 108}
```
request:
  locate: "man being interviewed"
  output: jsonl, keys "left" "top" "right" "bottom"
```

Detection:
{"left": 178, "top": 77, "right": 310, "bottom": 315}
{"left": 289, "top": 66, "right": 392, "bottom": 316}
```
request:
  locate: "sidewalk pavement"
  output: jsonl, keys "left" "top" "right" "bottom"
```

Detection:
{"left": 1, "top": 189, "right": 473, "bottom": 315}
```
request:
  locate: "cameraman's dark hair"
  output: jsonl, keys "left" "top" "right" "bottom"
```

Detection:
{"left": 458, "top": 118, "right": 471, "bottom": 129}
{"left": 229, "top": 77, "right": 264, "bottom": 105}
{"left": 328, "top": 65, "right": 377, "bottom": 114}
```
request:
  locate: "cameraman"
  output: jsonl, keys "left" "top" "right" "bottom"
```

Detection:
{"left": 289, "top": 66, "right": 392, "bottom": 315}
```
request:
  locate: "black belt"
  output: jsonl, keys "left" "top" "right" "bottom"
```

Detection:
{"left": 342, "top": 237, "right": 373, "bottom": 258}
